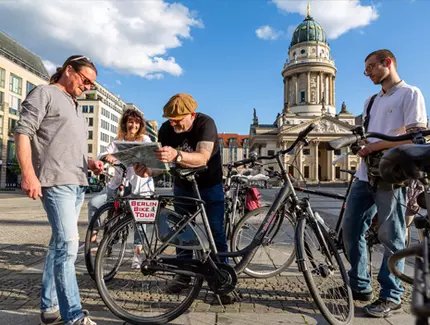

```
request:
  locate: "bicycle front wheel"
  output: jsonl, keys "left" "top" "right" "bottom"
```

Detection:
{"left": 95, "top": 215, "right": 203, "bottom": 325}
{"left": 296, "top": 217, "right": 353, "bottom": 325}
{"left": 231, "top": 206, "right": 296, "bottom": 278}
{"left": 84, "top": 201, "right": 127, "bottom": 281}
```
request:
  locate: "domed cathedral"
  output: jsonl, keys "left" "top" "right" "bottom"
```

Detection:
{"left": 250, "top": 5, "right": 360, "bottom": 183}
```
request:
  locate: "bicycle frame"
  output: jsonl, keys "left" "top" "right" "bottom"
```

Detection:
{"left": 137, "top": 125, "right": 317, "bottom": 279}
{"left": 293, "top": 169, "right": 354, "bottom": 242}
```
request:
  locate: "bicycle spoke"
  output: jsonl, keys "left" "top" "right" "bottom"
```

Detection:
{"left": 297, "top": 217, "right": 353, "bottom": 324}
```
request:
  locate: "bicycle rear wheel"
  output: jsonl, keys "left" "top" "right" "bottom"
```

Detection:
{"left": 84, "top": 201, "right": 127, "bottom": 281}
{"left": 231, "top": 206, "right": 296, "bottom": 278}
{"left": 95, "top": 215, "right": 203, "bottom": 325}
{"left": 296, "top": 217, "right": 353, "bottom": 325}
{"left": 388, "top": 244, "right": 422, "bottom": 285}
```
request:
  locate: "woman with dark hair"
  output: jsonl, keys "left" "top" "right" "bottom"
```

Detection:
{"left": 15, "top": 55, "right": 102, "bottom": 325}
{"left": 88, "top": 108, "right": 154, "bottom": 268}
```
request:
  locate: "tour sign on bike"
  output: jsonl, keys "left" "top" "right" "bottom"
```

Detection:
{"left": 91, "top": 123, "right": 353, "bottom": 325}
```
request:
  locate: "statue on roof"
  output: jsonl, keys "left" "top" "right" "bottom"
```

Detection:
{"left": 253, "top": 108, "right": 259, "bottom": 125}
{"left": 283, "top": 101, "right": 292, "bottom": 114}
{"left": 320, "top": 95, "right": 326, "bottom": 115}
{"left": 340, "top": 101, "right": 350, "bottom": 114}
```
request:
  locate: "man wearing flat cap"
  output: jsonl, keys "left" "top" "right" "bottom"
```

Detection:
{"left": 155, "top": 93, "right": 231, "bottom": 303}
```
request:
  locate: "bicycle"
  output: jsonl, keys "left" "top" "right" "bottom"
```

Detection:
{"left": 223, "top": 156, "right": 269, "bottom": 242}
{"left": 84, "top": 162, "right": 135, "bottom": 281}
{"left": 328, "top": 126, "right": 425, "bottom": 250}
{"left": 330, "top": 127, "right": 430, "bottom": 324}
{"left": 292, "top": 169, "right": 382, "bottom": 271}
{"left": 93, "top": 123, "right": 353, "bottom": 325}
{"left": 228, "top": 164, "right": 296, "bottom": 278}
{"left": 380, "top": 143, "right": 430, "bottom": 324}
{"left": 223, "top": 161, "right": 254, "bottom": 241}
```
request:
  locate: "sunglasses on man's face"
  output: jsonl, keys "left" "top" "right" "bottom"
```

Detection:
{"left": 73, "top": 68, "right": 96, "bottom": 90}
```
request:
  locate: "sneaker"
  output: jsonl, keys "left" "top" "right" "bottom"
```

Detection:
{"left": 165, "top": 275, "right": 191, "bottom": 294}
{"left": 327, "top": 286, "right": 373, "bottom": 302}
{"left": 72, "top": 316, "right": 97, "bottom": 325}
{"left": 353, "top": 290, "right": 373, "bottom": 302}
{"left": 363, "top": 298, "right": 402, "bottom": 318}
{"left": 131, "top": 253, "right": 143, "bottom": 269}
{"left": 40, "top": 311, "right": 63, "bottom": 325}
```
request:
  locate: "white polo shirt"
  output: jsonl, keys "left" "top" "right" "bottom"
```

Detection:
{"left": 355, "top": 81, "right": 427, "bottom": 181}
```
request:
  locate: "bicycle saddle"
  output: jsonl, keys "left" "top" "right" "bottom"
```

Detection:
{"left": 171, "top": 166, "right": 208, "bottom": 178}
{"left": 379, "top": 144, "right": 430, "bottom": 183}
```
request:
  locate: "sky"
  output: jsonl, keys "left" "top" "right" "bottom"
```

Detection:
{"left": 0, "top": 0, "right": 429, "bottom": 134}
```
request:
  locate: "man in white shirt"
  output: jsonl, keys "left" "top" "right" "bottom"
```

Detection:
{"left": 342, "top": 49, "right": 427, "bottom": 318}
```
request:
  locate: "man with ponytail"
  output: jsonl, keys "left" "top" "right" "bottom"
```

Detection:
{"left": 14, "top": 55, "right": 103, "bottom": 325}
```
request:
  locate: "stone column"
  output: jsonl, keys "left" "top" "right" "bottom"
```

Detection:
{"left": 324, "top": 75, "right": 328, "bottom": 105}
{"left": 307, "top": 72, "right": 310, "bottom": 103}
{"left": 298, "top": 142, "right": 303, "bottom": 176}
{"left": 327, "top": 148, "right": 334, "bottom": 181}
{"left": 284, "top": 78, "right": 288, "bottom": 107}
{"left": 294, "top": 75, "right": 298, "bottom": 105}
{"left": 328, "top": 75, "right": 333, "bottom": 105}
{"left": 332, "top": 75, "right": 336, "bottom": 108}
{"left": 314, "top": 139, "right": 319, "bottom": 182}
{"left": 317, "top": 72, "right": 321, "bottom": 104}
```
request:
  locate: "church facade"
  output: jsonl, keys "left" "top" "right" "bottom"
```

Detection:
{"left": 250, "top": 10, "right": 359, "bottom": 183}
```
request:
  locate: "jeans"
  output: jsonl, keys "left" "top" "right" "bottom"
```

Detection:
{"left": 342, "top": 180, "right": 406, "bottom": 304}
{"left": 40, "top": 185, "right": 87, "bottom": 324}
{"left": 174, "top": 183, "right": 228, "bottom": 263}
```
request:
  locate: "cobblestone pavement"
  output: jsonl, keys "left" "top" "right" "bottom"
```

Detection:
{"left": 0, "top": 192, "right": 417, "bottom": 324}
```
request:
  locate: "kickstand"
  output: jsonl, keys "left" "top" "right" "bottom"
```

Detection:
{"left": 215, "top": 294, "right": 225, "bottom": 309}
{"left": 232, "top": 289, "right": 242, "bottom": 302}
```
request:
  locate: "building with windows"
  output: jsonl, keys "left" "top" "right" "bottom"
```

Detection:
{"left": 145, "top": 119, "right": 158, "bottom": 142}
{"left": 78, "top": 84, "right": 127, "bottom": 161}
{"left": 249, "top": 8, "right": 359, "bottom": 183}
{"left": 0, "top": 31, "right": 49, "bottom": 188}
{"left": 218, "top": 133, "right": 250, "bottom": 166}
{"left": 0, "top": 31, "right": 158, "bottom": 188}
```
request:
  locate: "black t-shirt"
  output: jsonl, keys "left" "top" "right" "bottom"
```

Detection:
{"left": 158, "top": 113, "right": 223, "bottom": 189}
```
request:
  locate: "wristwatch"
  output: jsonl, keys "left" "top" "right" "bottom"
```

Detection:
{"left": 174, "top": 150, "right": 183, "bottom": 163}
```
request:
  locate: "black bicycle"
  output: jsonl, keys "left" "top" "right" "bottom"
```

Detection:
{"left": 330, "top": 127, "right": 430, "bottom": 325}
{"left": 379, "top": 143, "right": 430, "bottom": 325}
{"left": 84, "top": 162, "right": 134, "bottom": 281}
{"left": 93, "top": 123, "right": 353, "bottom": 325}
{"left": 223, "top": 160, "right": 255, "bottom": 241}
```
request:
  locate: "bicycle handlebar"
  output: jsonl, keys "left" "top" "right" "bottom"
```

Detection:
{"left": 223, "top": 123, "right": 315, "bottom": 170}
{"left": 256, "top": 123, "right": 317, "bottom": 161}
{"left": 328, "top": 129, "right": 430, "bottom": 150}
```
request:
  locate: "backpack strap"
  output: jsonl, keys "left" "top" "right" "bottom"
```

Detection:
{"left": 363, "top": 94, "right": 377, "bottom": 132}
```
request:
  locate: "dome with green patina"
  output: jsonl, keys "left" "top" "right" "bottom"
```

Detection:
{"left": 290, "top": 15, "right": 327, "bottom": 47}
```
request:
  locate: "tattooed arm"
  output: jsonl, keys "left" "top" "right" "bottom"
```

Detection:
{"left": 177, "top": 141, "right": 214, "bottom": 168}
{"left": 155, "top": 141, "right": 214, "bottom": 168}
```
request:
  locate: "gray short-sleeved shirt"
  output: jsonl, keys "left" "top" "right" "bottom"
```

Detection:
{"left": 14, "top": 84, "right": 89, "bottom": 187}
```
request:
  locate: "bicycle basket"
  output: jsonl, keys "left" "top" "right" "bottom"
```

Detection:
{"left": 155, "top": 207, "right": 208, "bottom": 250}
